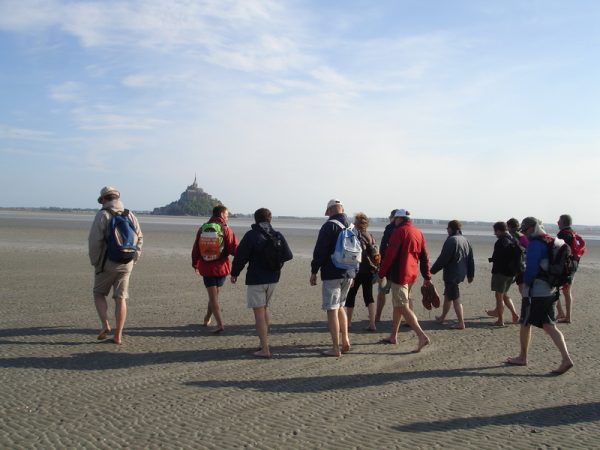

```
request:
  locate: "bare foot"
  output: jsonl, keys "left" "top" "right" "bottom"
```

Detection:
{"left": 321, "top": 349, "right": 341, "bottom": 357}
{"left": 364, "top": 326, "right": 377, "bottom": 332}
{"left": 212, "top": 327, "right": 224, "bottom": 334}
{"left": 112, "top": 336, "right": 122, "bottom": 345}
{"left": 491, "top": 321, "right": 505, "bottom": 327}
{"left": 451, "top": 323, "right": 465, "bottom": 330}
{"left": 435, "top": 315, "right": 445, "bottom": 324}
{"left": 486, "top": 309, "right": 499, "bottom": 317}
{"left": 551, "top": 361, "right": 573, "bottom": 375}
{"left": 203, "top": 313, "right": 212, "bottom": 326}
{"left": 97, "top": 327, "right": 111, "bottom": 340}
{"left": 506, "top": 356, "right": 527, "bottom": 366}
{"left": 378, "top": 337, "right": 397, "bottom": 345}
{"left": 411, "top": 335, "right": 430, "bottom": 353}
{"left": 557, "top": 318, "right": 571, "bottom": 324}
{"left": 341, "top": 343, "right": 351, "bottom": 354}
{"left": 254, "top": 349, "right": 272, "bottom": 359}
{"left": 511, "top": 314, "right": 520, "bottom": 324}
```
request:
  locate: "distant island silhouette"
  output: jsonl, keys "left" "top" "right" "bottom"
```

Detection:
{"left": 152, "top": 176, "right": 222, "bottom": 216}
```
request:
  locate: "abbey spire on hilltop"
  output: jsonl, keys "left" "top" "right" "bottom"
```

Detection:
{"left": 152, "top": 176, "right": 222, "bottom": 216}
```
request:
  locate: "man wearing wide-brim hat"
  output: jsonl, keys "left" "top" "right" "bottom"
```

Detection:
{"left": 88, "top": 185, "right": 143, "bottom": 345}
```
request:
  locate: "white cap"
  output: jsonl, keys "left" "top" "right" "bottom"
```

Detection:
{"left": 326, "top": 198, "right": 343, "bottom": 210}
{"left": 394, "top": 208, "right": 410, "bottom": 218}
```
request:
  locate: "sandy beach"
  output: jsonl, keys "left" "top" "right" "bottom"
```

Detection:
{"left": 1, "top": 211, "right": 600, "bottom": 449}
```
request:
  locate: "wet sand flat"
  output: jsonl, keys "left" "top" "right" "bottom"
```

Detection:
{"left": 1, "top": 212, "right": 600, "bottom": 449}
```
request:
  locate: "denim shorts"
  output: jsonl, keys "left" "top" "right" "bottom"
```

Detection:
{"left": 203, "top": 276, "right": 226, "bottom": 288}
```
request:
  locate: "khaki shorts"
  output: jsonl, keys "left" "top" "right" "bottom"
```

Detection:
{"left": 93, "top": 267, "right": 132, "bottom": 300}
{"left": 322, "top": 279, "right": 352, "bottom": 311}
{"left": 247, "top": 283, "right": 277, "bottom": 309}
{"left": 491, "top": 273, "right": 514, "bottom": 294}
{"left": 391, "top": 282, "right": 413, "bottom": 307}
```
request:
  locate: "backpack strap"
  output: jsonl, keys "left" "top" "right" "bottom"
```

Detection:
{"left": 99, "top": 210, "right": 115, "bottom": 274}
{"left": 328, "top": 219, "right": 346, "bottom": 230}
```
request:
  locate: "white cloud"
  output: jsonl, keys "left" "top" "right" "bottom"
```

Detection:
{"left": 0, "top": 0, "right": 60, "bottom": 31}
{"left": 49, "top": 81, "right": 85, "bottom": 103}
{"left": 73, "top": 111, "right": 169, "bottom": 131}
{"left": 0, "top": 124, "right": 53, "bottom": 141}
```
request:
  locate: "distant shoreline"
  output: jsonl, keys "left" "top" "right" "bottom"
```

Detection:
{"left": 2, "top": 206, "right": 600, "bottom": 232}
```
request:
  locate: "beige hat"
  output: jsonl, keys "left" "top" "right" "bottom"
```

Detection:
{"left": 97, "top": 186, "right": 120, "bottom": 204}
{"left": 325, "top": 198, "right": 343, "bottom": 215}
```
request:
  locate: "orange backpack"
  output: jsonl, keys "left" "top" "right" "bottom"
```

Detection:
{"left": 198, "top": 222, "right": 225, "bottom": 261}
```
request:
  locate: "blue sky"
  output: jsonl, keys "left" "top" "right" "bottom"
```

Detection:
{"left": 1, "top": 0, "right": 599, "bottom": 224}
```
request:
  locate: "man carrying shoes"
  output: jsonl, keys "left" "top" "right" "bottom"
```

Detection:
{"left": 377, "top": 209, "right": 431, "bottom": 353}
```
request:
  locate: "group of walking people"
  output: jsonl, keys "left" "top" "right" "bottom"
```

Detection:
{"left": 88, "top": 186, "right": 581, "bottom": 374}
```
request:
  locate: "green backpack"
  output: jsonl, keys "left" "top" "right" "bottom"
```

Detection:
{"left": 198, "top": 222, "right": 225, "bottom": 261}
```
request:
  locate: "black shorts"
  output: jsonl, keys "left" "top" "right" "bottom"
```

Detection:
{"left": 520, "top": 295, "right": 558, "bottom": 328}
{"left": 444, "top": 282, "right": 460, "bottom": 301}
{"left": 203, "top": 276, "right": 226, "bottom": 288}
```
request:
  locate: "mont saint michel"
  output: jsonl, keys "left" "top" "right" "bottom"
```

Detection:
{"left": 152, "top": 176, "right": 222, "bottom": 216}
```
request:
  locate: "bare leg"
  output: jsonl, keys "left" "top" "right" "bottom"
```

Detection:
{"left": 507, "top": 325, "right": 532, "bottom": 365}
{"left": 253, "top": 307, "right": 271, "bottom": 358}
{"left": 401, "top": 306, "right": 430, "bottom": 352}
{"left": 543, "top": 323, "right": 573, "bottom": 373}
{"left": 324, "top": 309, "right": 341, "bottom": 356}
{"left": 203, "top": 308, "right": 212, "bottom": 326}
{"left": 385, "top": 306, "right": 402, "bottom": 344}
{"left": 435, "top": 295, "right": 452, "bottom": 323}
{"left": 502, "top": 293, "right": 519, "bottom": 323}
{"left": 375, "top": 291, "right": 386, "bottom": 322}
{"left": 452, "top": 299, "right": 465, "bottom": 329}
{"left": 493, "top": 292, "right": 505, "bottom": 326}
{"left": 113, "top": 297, "right": 127, "bottom": 344}
{"left": 366, "top": 302, "right": 376, "bottom": 331}
{"left": 206, "top": 286, "right": 224, "bottom": 332}
{"left": 265, "top": 308, "right": 270, "bottom": 332}
{"left": 94, "top": 294, "right": 111, "bottom": 337}
{"left": 562, "top": 284, "right": 573, "bottom": 323}
{"left": 345, "top": 306, "right": 354, "bottom": 327}
{"left": 338, "top": 307, "right": 350, "bottom": 353}
{"left": 556, "top": 299, "right": 566, "bottom": 319}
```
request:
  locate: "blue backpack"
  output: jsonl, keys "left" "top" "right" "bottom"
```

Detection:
{"left": 105, "top": 209, "right": 138, "bottom": 263}
{"left": 329, "top": 219, "right": 362, "bottom": 270}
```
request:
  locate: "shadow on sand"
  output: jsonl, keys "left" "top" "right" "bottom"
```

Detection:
{"left": 185, "top": 365, "right": 548, "bottom": 394}
{"left": 0, "top": 343, "right": 332, "bottom": 370}
{"left": 393, "top": 402, "right": 600, "bottom": 432}
{"left": 0, "top": 321, "right": 329, "bottom": 341}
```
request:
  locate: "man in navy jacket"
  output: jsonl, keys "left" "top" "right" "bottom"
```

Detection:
{"left": 231, "top": 208, "right": 293, "bottom": 358}
{"left": 310, "top": 199, "right": 357, "bottom": 357}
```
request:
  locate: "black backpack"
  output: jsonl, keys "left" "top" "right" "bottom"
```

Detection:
{"left": 537, "top": 237, "right": 577, "bottom": 287}
{"left": 506, "top": 236, "right": 525, "bottom": 276}
{"left": 261, "top": 229, "right": 286, "bottom": 271}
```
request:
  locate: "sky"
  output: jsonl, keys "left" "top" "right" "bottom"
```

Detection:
{"left": 1, "top": 0, "right": 599, "bottom": 224}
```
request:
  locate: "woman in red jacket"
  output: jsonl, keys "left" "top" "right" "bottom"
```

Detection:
{"left": 192, "top": 205, "right": 238, "bottom": 333}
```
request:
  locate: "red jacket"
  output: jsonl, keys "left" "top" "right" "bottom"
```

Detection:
{"left": 191, "top": 217, "right": 238, "bottom": 277}
{"left": 378, "top": 221, "right": 431, "bottom": 285}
